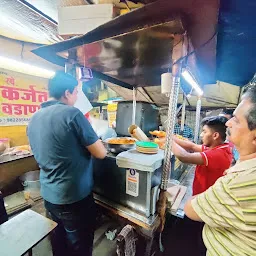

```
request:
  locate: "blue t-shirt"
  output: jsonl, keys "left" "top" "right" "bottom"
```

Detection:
{"left": 174, "top": 123, "right": 194, "bottom": 140}
{"left": 27, "top": 101, "right": 99, "bottom": 205}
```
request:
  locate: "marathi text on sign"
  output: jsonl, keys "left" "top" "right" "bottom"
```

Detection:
{"left": 0, "top": 85, "right": 47, "bottom": 117}
{"left": 2, "top": 103, "right": 40, "bottom": 116}
{"left": 0, "top": 69, "right": 49, "bottom": 126}
{"left": 1, "top": 85, "right": 48, "bottom": 102}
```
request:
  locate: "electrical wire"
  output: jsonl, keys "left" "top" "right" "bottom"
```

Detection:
{"left": 168, "top": 37, "right": 183, "bottom": 72}
{"left": 173, "top": 30, "right": 218, "bottom": 67}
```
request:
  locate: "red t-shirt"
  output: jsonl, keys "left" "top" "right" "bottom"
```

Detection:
{"left": 84, "top": 113, "right": 91, "bottom": 123}
{"left": 193, "top": 143, "right": 232, "bottom": 195}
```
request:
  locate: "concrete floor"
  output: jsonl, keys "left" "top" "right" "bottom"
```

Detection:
{"left": 29, "top": 200, "right": 118, "bottom": 256}
{"left": 28, "top": 204, "right": 202, "bottom": 256}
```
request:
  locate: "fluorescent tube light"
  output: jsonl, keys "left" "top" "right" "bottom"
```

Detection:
{"left": 181, "top": 70, "right": 203, "bottom": 96}
{"left": 0, "top": 56, "right": 55, "bottom": 78}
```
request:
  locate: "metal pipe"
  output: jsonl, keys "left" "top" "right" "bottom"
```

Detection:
{"left": 181, "top": 94, "right": 186, "bottom": 132}
{"left": 161, "top": 75, "right": 181, "bottom": 189}
{"left": 160, "top": 35, "right": 184, "bottom": 190}
{"left": 194, "top": 98, "right": 202, "bottom": 143}
{"left": 157, "top": 36, "right": 184, "bottom": 238}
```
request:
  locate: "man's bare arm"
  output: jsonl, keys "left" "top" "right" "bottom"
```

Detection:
{"left": 184, "top": 197, "right": 203, "bottom": 222}
{"left": 87, "top": 140, "right": 107, "bottom": 159}
{"left": 174, "top": 137, "right": 202, "bottom": 152}
{"left": 172, "top": 141, "right": 204, "bottom": 165}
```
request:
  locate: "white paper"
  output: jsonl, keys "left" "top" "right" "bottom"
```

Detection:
{"left": 90, "top": 117, "right": 117, "bottom": 139}
{"left": 74, "top": 85, "right": 93, "bottom": 114}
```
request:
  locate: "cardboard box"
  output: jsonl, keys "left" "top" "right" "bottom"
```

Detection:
{"left": 58, "top": 4, "right": 118, "bottom": 36}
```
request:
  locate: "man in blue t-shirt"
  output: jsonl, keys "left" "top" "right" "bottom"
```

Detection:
{"left": 174, "top": 113, "right": 194, "bottom": 140}
{"left": 27, "top": 71, "right": 106, "bottom": 256}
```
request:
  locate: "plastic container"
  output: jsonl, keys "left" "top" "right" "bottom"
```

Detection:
{"left": 107, "top": 103, "right": 118, "bottom": 128}
{"left": 19, "top": 170, "right": 40, "bottom": 192}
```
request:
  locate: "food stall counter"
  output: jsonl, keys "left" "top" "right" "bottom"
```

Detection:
{"left": 0, "top": 153, "right": 34, "bottom": 165}
{"left": 0, "top": 149, "right": 38, "bottom": 190}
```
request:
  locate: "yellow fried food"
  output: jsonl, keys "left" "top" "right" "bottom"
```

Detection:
{"left": 108, "top": 138, "right": 136, "bottom": 145}
{"left": 154, "top": 138, "right": 165, "bottom": 149}
{"left": 149, "top": 130, "right": 166, "bottom": 138}
{"left": 175, "top": 135, "right": 188, "bottom": 140}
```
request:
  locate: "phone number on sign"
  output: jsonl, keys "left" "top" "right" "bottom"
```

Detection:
{"left": 0, "top": 117, "right": 30, "bottom": 124}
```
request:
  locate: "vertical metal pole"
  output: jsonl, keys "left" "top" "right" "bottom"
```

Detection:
{"left": 161, "top": 75, "right": 181, "bottom": 189}
{"left": 194, "top": 98, "right": 201, "bottom": 143}
{"left": 160, "top": 34, "right": 184, "bottom": 190}
{"left": 157, "top": 35, "right": 184, "bottom": 237}
{"left": 180, "top": 95, "right": 186, "bottom": 132}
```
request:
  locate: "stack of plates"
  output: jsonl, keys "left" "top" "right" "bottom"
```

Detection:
{"left": 136, "top": 141, "right": 159, "bottom": 154}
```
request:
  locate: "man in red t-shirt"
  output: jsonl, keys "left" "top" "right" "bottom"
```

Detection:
{"left": 171, "top": 115, "right": 232, "bottom": 255}
{"left": 172, "top": 115, "right": 232, "bottom": 195}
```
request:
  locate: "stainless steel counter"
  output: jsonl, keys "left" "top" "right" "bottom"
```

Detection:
{"left": 93, "top": 153, "right": 162, "bottom": 218}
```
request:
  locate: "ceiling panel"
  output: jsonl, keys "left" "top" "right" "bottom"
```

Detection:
{"left": 0, "top": 0, "right": 62, "bottom": 44}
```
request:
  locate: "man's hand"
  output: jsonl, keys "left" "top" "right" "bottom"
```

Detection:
{"left": 172, "top": 141, "right": 204, "bottom": 165}
{"left": 174, "top": 136, "right": 202, "bottom": 152}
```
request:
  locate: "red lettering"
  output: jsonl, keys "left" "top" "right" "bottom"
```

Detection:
{"left": 27, "top": 105, "right": 40, "bottom": 114}
{"left": 0, "top": 85, "right": 48, "bottom": 103}
{"left": 1, "top": 86, "right": 20, "bottom": 100}
{"left": 6, "top": 77, "right": 15, "bottom": 86}
{"left": 2, "top": 103, "right": 13, "bottom": 115}
{"left": 21, "top": 85, "right": 37, "bottom": 102}
{"left": 1, "top": 103, "right": 40, "bottom": 116}
{"left": 37, "top": 91, "right": 48, "bottom": 103}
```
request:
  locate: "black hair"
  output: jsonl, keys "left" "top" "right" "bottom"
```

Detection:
{"left": 177, "top": 113, "right": 185, "bottom": 119}
{"left": 201, "top": 116, "right": 228, "bottom": 141}
{"left": 220, "top": 109, "right": 234, "bottom": 117}
{"left": 48, "top": 71, "right": 78, "bottom": 100}
{"left": 242, "top": 85, "right": 256, "bottom": 131}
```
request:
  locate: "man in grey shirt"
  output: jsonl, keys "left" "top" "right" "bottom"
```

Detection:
{"left": 27, "top": 71, "right": 106, "bottom": 256}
